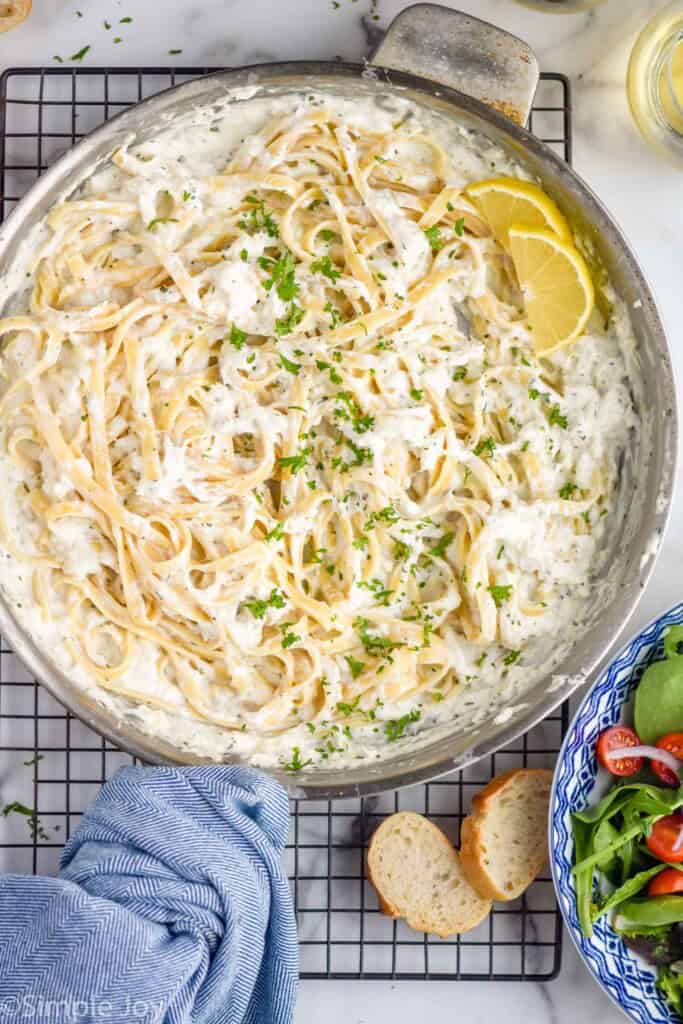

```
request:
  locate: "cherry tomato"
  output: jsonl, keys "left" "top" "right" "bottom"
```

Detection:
{"left": 596, "top": 725, "right": 644, "bottom": 776}
{"left": 646, "top": 815, "right": 683, "bottom": 863}
{"left": 651, "top": 732, "right": 683, "bottom": 787}
{"left": 648, "top": 867, "right": 683, "bottom": 896}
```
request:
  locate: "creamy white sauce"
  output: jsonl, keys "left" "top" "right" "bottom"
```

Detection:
{"left": 0, "top": 86, "right": 642, "bottom": 772}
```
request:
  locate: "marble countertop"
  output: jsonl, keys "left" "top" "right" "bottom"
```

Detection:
{"left": 1, "top": 0, "right": 681, "bottom": 1021}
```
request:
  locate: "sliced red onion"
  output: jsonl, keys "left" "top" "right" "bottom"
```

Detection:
{"left": 606, "top": 745, "right": 682, "bottom": 774}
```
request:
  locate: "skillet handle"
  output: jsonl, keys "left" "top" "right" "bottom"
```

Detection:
{"left": 371, "top": 3, "right": 539, "bottom": 127}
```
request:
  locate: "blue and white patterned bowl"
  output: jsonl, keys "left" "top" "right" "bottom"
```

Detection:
{"left": 551, "top": 602, "right": 683, "bottom": 1024}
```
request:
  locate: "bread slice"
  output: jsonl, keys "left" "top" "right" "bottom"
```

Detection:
{"left": 367, "top": 811, "right": 492, "bottom": 937}
{"left": 460, "top": 768, "right": 553, "bottom": 901}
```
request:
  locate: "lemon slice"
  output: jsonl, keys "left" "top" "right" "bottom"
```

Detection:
{"left": 465, "top": 177, "right": 572, "bottom": 248}
{"left": 508, "top": 224, "right": 595, "bottom": 355}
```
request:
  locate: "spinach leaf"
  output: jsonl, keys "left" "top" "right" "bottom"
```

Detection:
{"left": 615, "top": 894, "right": 683, "bottom": 931}
{"left": 635, "top": 625, "right": 683, "bottom": 743}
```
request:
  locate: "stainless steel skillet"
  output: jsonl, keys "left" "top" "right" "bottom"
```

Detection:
{"left": 0, "top": 5, "right": 675, "bottom": 798}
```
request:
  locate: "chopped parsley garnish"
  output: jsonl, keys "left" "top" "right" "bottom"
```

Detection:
{"left": 147, "top": 217, "right": 179, "bottom": 230}
{"left": 392, "top": 537, "right": 410, "bottom": 561}
{"left": 334, "top": 391, "right": 374, "bottom": 434}
{"left": 355, "top": 616, "right": 404, "bottom": 659}
{"left": 283, "top": 747, "right": 312, "bottom": 772}
{"left": 334, "top": 438, "right": 372, "bottom": 472}
{"left": 275, "top": 304, "right": 304, "bottom": 336}
{"left": 424, "top": 225, "right": 443, "bottom": 252}
{"left": 279, "top": 352, "right": 301, "bottom": 375}
{"left": 385, "top": 709, "right": 421, "bottom": 742}
{"left": 311, "top": 255, "right": 341, "bottom": 283}
{"left": 503, "top": 649, "right": 521, "bottom": 666}
{"left": 70, "top": 45, "right": 90, "bottom": 62}
{"left": 243, "top": 588, "right": 286, "bottom": 619}
{"left": 168, "top": 49, "right": 183, "bottom": 55}
{"left": 316, "top": 358, "right": 343, "bottom": 384}
{"left": 266, "top": 522, "right": 285, "bottom": 541}
{"left": 324, "top": 300, "right": 342, "bottom": 328}
{"left": 454, "top": 217, "right": 465, "bottom": 236}
{"left": 2, "top": 801, "right": 49, "bottom": 840}
{"left": 229, "top": 323, "right": 247, "bottom": 350}
{"left": 120, "top": 15, "right": 133, "bottom": 23}
{"left": 278, "top": 447, "right": 310, "bottom": 474}
{"left": 548, "top": 404, "right": 568, "bottom": 429}
{"left": 365, "top": 505, "right": 399, "bottom": 530}
{"left": 239, "top": 196, "right": 279, "bottom": 238}
{"left": 559, "top": 481, "right": 579, "bottom": 499}
{"left": 528, "top": 387, "right": 540, "bottom": 400}
{"left": 357, "top": 578, "right": 394, "bottom": 606}
{"left": 410, "top": 388, "right": 423, "bottom": 401}
{"left": 259, "top": 249, "right": 298, "bottom": 300}
{"left": 353, "top": 535, "right": 369, "bottom": 551}
{"left": 344, "top": 655, "right": 365, "bottom": 680}
{"left": 488, "top": 584, "right": 513, "bottom": 607}
{"left": 473, "top": 436, "right": 496, "bottom": 459}
{"left": 336, "top": 695, "right": 361, "bottom": 716}
{"left": 452, "top": 366, "right": 467, "bottom": 381}
{"left": 429, "top": 531, "right": 454, "bottom": 558}
{"left": 280, "top": 623, "right": 301, "bottom": 648}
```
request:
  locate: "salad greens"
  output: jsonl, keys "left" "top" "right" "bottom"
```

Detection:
{"left": 635, "top": 626, "right": 683, "bottom": 744}
{"left": 571, "top": 624, "right": 683, "bottom": 1017}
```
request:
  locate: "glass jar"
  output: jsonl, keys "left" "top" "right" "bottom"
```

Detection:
{"left": 510, "top": 0, "right": 607, "bottom": 11}
{"left": 627, "top": 1, "right": 683, "bottom": 162}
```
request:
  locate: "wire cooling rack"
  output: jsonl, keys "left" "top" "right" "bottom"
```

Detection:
{"left": 0, "top": 67, "right": 571, "bottom": 981}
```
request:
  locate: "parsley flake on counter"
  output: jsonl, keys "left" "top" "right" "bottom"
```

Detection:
{"left": 70, "top": 45, "right": 90, "bottom": 62}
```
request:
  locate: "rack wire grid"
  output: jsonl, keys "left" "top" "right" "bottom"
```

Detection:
{"left": 0, "top": 67, "right": 571, "bottom": 982}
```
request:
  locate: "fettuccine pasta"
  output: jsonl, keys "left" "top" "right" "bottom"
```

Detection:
{"left": 0, "top": 92, "right": 638, "bottom": 769}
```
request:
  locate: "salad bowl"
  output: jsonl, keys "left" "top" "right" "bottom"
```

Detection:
{"left": 551, "top": 602, "right": 683, "bottom": 1024}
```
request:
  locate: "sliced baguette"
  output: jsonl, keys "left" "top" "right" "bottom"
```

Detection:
{"left": 0, "top": 1, "right": 31, "bottom": 34}
{"left": 460, "top": 768, "right": 553, "bottom": 901}
{"left": 367, "top": 811, "right": 492, "bottom": 938}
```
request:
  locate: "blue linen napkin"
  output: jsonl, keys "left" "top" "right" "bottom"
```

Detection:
{"left": 0, "top": 766, "right": 298, "bottom": 1023}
